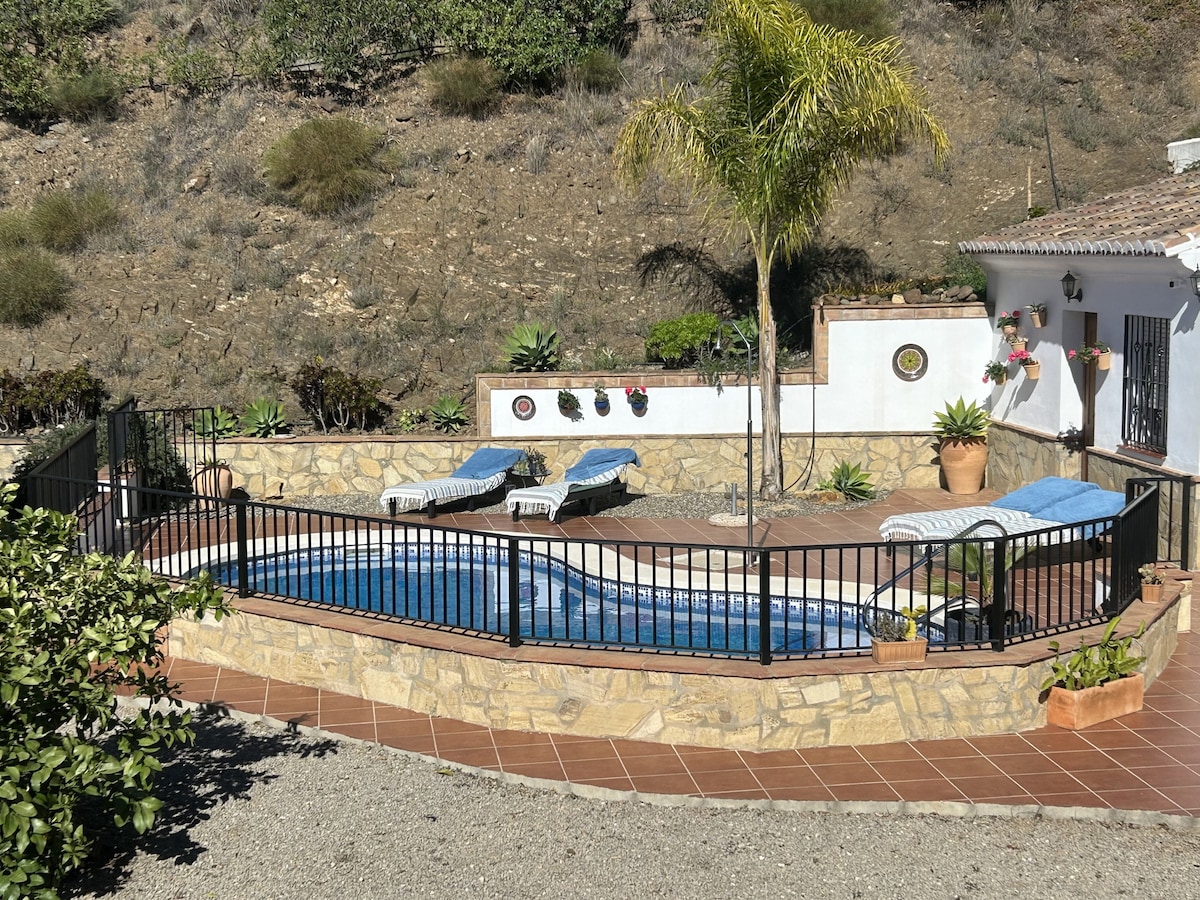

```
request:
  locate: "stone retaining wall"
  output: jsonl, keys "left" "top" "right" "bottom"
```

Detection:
{"left": 208, "top": 433, "right": 940, "bottom": 499}
{"left": 168, "top": 593, "right": 1180, "bottom": 751}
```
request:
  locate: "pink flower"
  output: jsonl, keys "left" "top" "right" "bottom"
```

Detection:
{"left": 1091, "top": 347, "right": 1101, "bottom": 357}
{"left": 1007, "top": 349, "right": 1031, "bottom": 364}
{"left": 1068, "top": 350, "right": 1077, "bottom": 360}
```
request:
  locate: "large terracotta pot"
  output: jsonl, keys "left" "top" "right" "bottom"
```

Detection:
{"left": 192, "top": 463, "right": 234, "bottom": 505}
{"left": 938, "top": 438, "right": 988, "bottom": 495}
{"left": 1046, "top": 673, "right": 1144, "bottom": 730}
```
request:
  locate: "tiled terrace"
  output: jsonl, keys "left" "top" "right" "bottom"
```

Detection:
{"left": 154, "top": 488, "right": 1200, "bottom": 819}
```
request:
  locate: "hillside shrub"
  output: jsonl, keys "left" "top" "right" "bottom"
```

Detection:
{"left": 440, "top": 0, "right": 632, "bottom": 86}
{"left": 260, "top": 0, "right": 439, "bottom": 88}
{"left": 21, "top": 364, "right": 108, "bottom": 428}
{"left": 156, "top": 38, "right": 231, "bottom": 97}
{"left": 425, "top": 56, "right": 504, "bottom": 118}
{"left": 0, "top": 482, "right": 228, "bottom": 895}
{"left": 648, "top": 0, "right": 708, "bottom": 33}
{"left": 645, "top": 311, "right": 719, "bottom": 367}
{"left": 800, "top": 0, "right": 894, "bottom": 42}
{"left": 264, "top": 118, "right": 392, "bottom": 216}
{"left": 25, "top": 187, "right": 121, "bottom": 253}
{"left": 570, "top": 47, "right": 623, "bottom": 93}
{"left": 290, "top": 359, "right": 388, "bottom": 432}
{"left": 0, "top": 247, "right": 72, "bottom": 326}
{"left": 47, "top": 67, "right": 123, "bottom": 121}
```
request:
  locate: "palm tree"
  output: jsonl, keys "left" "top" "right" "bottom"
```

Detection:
{"left": 613, "top": 0, "right": 948, "bottom": 498}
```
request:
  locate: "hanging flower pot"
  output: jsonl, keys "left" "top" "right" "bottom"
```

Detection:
{"left": 1007, "top": 338, "right": 1027, "bottom": 353}
{"left": 1024, "top": 361, "right": 1041, "bottom": 380}
{"left": 625, "top": 385, "right": 648, "bottom": 413}
{"left": 1097, "top": 350, "right": 1111, "bottom": 371}
{"left": 1026, "top": 304, "right": 1047, "bottom": 328}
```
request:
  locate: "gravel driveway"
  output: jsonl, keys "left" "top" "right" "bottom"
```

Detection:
{"left": 69, "top": 712, "right": 1200, "bottom": 900}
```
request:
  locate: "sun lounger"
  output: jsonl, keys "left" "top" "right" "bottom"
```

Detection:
{"left": 879, "top": 476, "right": 1127, "bottom": 542}
{"left": 379, "top": 446, "right": 525, "bottom": 518}
{"left": 506, "top": 448, "right": 640, "bottom": 522}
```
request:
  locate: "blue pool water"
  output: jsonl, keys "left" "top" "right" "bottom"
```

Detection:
{"left": 211, "top": 543, "right": 871, "bottom": 656}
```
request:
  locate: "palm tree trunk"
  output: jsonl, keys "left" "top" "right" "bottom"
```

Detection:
{"left": 756, "top": 250, "right": 783, "bottom": 500}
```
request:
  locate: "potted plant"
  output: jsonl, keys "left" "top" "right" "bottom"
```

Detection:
{"left": 593, "top": 383, "right": 610, "bottom": 413}
{"left": 625, "top": 385, "right": 648, "bottom": 412}
{"left": 192, "top": 456, "right": 233, "bottom": 509}
{"left": 932, "top": 397, "right": 989, "bottom": 494}
{"left": 557, "top": 389, "right": 581, "bottom": 415}
{"left": 1008, "top": 348, "right": 1040, "bottom": 380}
{"left": 1005, "top": 334, "right": 1026, "bottom": 353}
{"left": 1068, "top": 340, "right": 1112, "bottom": 371}
{"left": 1040, "top": 617, "right": 1146, "bottom": 729}
{"left": 1139, "top": 563, "right": 1165, "bottom": 603}
{"left": 511, "top": 446, "right": 550, "bottom": 486}
{"left": 1025, "top": 303, "right": 1047, "bottom": 328}
{"left": 997, "top": 310, "right": 1020, "bottom": 335}
{"left": 868, "top": 606, "right": 928, "bottom": 663}
{"left": 982, "top": 360, "right": 1007, "bottom": 385}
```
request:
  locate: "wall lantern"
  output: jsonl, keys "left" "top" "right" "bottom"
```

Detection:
{"left": 1190, "top": 266, "right": 1200, "bottom": 299}
{"left": 1061, "top": 270, "right": 1083, "bottom": 303}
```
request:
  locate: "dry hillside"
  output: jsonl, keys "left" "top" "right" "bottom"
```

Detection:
{"left": 2, "top": 0, "right": 1199, "bottom": 428}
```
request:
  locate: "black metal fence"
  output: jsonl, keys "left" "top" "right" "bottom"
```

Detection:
{"left": 22, "top": 469, "right": 1159, "bottom": 665}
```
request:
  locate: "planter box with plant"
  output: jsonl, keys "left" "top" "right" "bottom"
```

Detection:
{"left": 997, "top": 309, "right": 1020, "bottom": 335}
{"left": 1007, "top": 349, "right": 1039, "bottom": 380}
{"left": 557, "top": 389, "right": 581, "bottom": 415}
{"left": 982, "top": 360, "right": 1007, "bottom": 385}
{"left": 1025, "top": 303, "right": 1047, "bottom": 328}
{"left": 1040, "top": 617, "right": 1146, "bottom": 729}
{"left": 240, "top": 398, "right": 287, "bottom": 437}
{"left": 933, "top": 397, "right": 989, "bottom": 494}
{"left": 867, "top": 605, "right": 928, "bottom": 663}
{"left": 593, "top": 383, "right": 609, "bottom": 413}
{"left": 1068, "top": 340, "right": 1111, "bottom": 371}
{"left": 625, "top": 385, "right": 648, "bottom": 411}
{"left": 1139, "top": 563, "right": 1164, "bottom": 603}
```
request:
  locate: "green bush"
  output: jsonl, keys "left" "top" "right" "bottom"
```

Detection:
{"left": 290, "top": 358, "right": 388, "bottom": 431}
{"left": 800, "top": 0, "right": 894, "bottom": 42}
{"left": 0, "top": 482, "right": 228, "bottom": 893}
{"left": 157, "top": 39, "right": 231, "bottom": 97}
{"left": 47, "top": 67, "right": 122, "bottom": 120}
{"left": 645, "top": 311, "right": 719, "bottom": 367}
{"left": 571, "top": 47, "right": 623, "bottom": 93}
{"left": 26, "top": 187, "right": 121, "bottom": 253}
{"left": 264, "top": 118, "right": 392, "bottom": 216}
{"left": 261, "top": 0, "right": 439, "bottom": 88}
{"left": 0, "top": 247, "right": 72, "bottom": 326}
{"left": 21, "top": 364, "right": 108, "bottom": 428}
{"left": 941, "top": 251, "right": 987, "bottom": 297}
{"left": 425, "top": 56, "right": 504, "bottom": 118}
{"left": 440, "top": 0, "right": 632, "bottom": 86}
{"left": 648, "top": 0, "right": 708, "bottom": 34}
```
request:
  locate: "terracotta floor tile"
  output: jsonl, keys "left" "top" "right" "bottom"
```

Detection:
{"left": 856, "top": 742, "right": 923, "bottom": 763}
{"left": 987, "top": 752, "right": 1062, "bottom": 776}
{"left": 913, "top": 738, "right": 982, "bottom": 759}
{"left": 1096, "top": 789, "right": 1181, "bottom": 813}
{"left": 562, "top": 757, "right": 629, "bottom": 782}
{"left": 1069, "top": 767, "right": 1151, "bottom": 792}
{"left": 743, "top": 749, "right": 806, "bottom": 768}
{"left": 176, "top": 681, "right": 218, "bottom": 703}
{"left": 434, "top": 729, "right": 497, "bottom": 753}
{"left": 265, "top": 682, "right": 321, "bottom": 701}
{"left": 928, "top": 756, "right": 1004, "bottom": 779}
{"left": 810, "top": 762, "right": 881, "bottom": 786}
{"left": 372, "top": 704, "right": 430, "bottom": 723}
{"left": 1165, "top": 744, "right": 1200, "bottom": 765}
{"left": 1028, "top": 791, "right": 1108, "bottom": 809}
{"left": 890, "top": 779, "right": 967, "bottom": 802}
{"left": 317, "top": 706, "right": 376, "bottom": 728}
{"left": 318, "top": 692, "right": 373, "bottom": 710}
{"left": 1081, "top": 729, "right": 1153, "bottom": 750}
{"left": 493, "top": 741, "right": 560, "bottom": 767}
{"left": 1009, "top": 771, "right": 1087, "bottom": 795}
{"left": 375, "top": 720, "right": 434, "bottom": 745}
{"left": 702, "top": 788, "right": 772, "bottom": 800}
{"left": 1106, "top": 746, "right": 1181, "bottom": 769}
{"left": 582, "top": 776, "right": 636, "bottom": 793}
{"left": 950, "top": 775, "right": 1029, "bottom": 802}
{"left": 610, "top": 739, "right": 682, "bottom": 758}
{"left": 826, "top": 782, "right": 901, "bottom": 802}
{"left": 1021, "top": 731, "right": 1096, "bottom": 753}
{"left": 329, "top": 722, "right": 377, "bottom": 742}
{"left": 439, "top": 746, "right": 501, "bottom": 770}
{"left": 797, "top": 746, "right": 864, "bottom": 766}
{"left": 219, "top": 696, "right": 266, "bottom": 715}
{"left": 492, "top": 730, "right": 557, "bottom": 749}
{"left": 764, "top": 784, "right": 835, "bottom": 802}
{"left": 431, "top": 718, "right": 492, "bottom": 737}
{"left": 966, "top": 734, "right": 1035, "bottom": 755}
{"left": 1043, "top": 750, "right": 1126, "bottom": 772}
{"left": 501, "top": 761, "right": 569, "bottom": 782}
{"left": 551, "top": 739, "right": 619, "bottom": 762}
{"left": 674, "top": 748, "right": 748, "bottom": 773}
{"left": 869, "top": 759, "right": 942, "bottom": 783}
{"left": 689, "top": 768, "right": 762, "bottom": 795}
{"left": 749, "top": 765, "right": 821, "bottom": 790}
{"left": 620, "top": 752, "right": 687, "bottom": 777}
{"left": 628, "top": 773, "right": 701, "bottom": 795}
{"left": 1133, "top": 766, "right": 1200, "bottom": 789}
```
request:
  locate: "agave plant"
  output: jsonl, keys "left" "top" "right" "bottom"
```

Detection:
{"left": 241, "top": 398, "right": 287, "bottom": 437}
{"left": 429, "top": 395, "right": 469, "bottom": 434}
{"left": 817, "top": 460, "right": 876, "bottom": 501}
{"left": 932, "top": 397, "right": 989, "bottom": 441}
{"left": 195, "top": 405, "right": 237, "bottom": 439}
{"left": 503, "top": 322, "right": 560, "bottom": 372}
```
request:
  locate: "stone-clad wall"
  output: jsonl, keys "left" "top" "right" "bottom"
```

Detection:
{"left": 986, "top": 422, "right": 1080, "bottom": 494}
{"left": 0, "top": 441, "right": 22, "bottom": 482}
{"left": 169, "top": 597, "right": 1179, "bottom": 750}
{"left": 208, "top": 433, "right": 940, "bottom": 499}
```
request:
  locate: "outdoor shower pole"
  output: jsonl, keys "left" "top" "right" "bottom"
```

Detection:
{"left": 720, "top": 321, "right": 754, "bottom": 552}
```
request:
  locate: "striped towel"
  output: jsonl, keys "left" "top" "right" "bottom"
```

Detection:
{"left": 379, "top": 471, "right": 508, "bottom": 513}
{"left": 878, "top": 505, "right": 1035, "bottom": 542}
{"left": 505, "top": 465, "right": 628, "bottom": 520}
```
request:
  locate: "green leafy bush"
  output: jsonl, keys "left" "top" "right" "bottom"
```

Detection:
{"left": 800, "top": 0, "right": 894, "bottom": 42}
{"left": 156, "top": 38, "right": 231, "bottom": 97}
{"left": 290, "top": 358, "right": 387, "bottom": 432}
{"left": 261, "top": 0, "right": 439, "bottom": 88}
{"left": 264, "top": 119, "right": 392, "bottom": 216}
{"left": 1041, "top": 618, "right": 1146, "bottom": 691}
{"left": 440, "top": 0, "right": 632, "bottom": 86}
{"left": 428, "top": 394, "right": 469, "bottom": 433}
{"left": 195, "top": 405, "right": 239, "bottom": 439}
{"left": 0, "top": 482, "right": 228, "bottom": 894}
{"left": 424, "top": 56, "right": 504, "bottom": 118}
{"left": 648, "top": 0, "right": 708, "bottom": 33}
{"left": 645, "top": 311, "right": 719, "bottom": 367}
{"left": 571, "top": 47, "right": 623, "bottom": 93}
{"left": 817, "top": 460, "right": 876, "bottom": 501}
{"left": 21, "top": 364, "right": 108, "bottom": 428}
{"left": 47, "top": 67, "right": 122, "bottom": 120}
{"left": 503, "top": 322, "right": 561, "bottom": 372}
{"left": 0, "top": 247, "right": 72, "bottom": 326}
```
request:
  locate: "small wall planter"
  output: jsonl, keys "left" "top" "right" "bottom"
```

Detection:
{"left": 1029, "top": 309, "right": 1046, "bottom": 328}
{"left": 1023, "top": 361, "right": 1041, "bottom": 380}
{"left": 871, "top": 637, "right": 928, "bottom": 664}
{"left": 1045, "top": 673, "right": 1144, "bottom": 730}
{"left": 1141, "top": 582, "right": 1164, "bottom": 604}
{"left": 1008, "top": 338, "right": 1027, "bottom": 354}
{"left": 1097, "top": 350, "right": 1112, "bottom": 371}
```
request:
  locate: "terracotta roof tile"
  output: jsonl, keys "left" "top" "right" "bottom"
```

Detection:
{"left": 959, "top": 172, "right": 1200, "bottom": 257}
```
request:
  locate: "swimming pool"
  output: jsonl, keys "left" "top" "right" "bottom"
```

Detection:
{"left": 209, "top": 542, "right": 875, "bottom": 656}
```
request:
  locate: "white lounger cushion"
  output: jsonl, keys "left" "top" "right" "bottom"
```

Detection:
{"left": 505, "top": 465, "right": 627, "bottom": 521}
{"left": 879, "top": 505, "right": 1050, "bottom": 542}
{"left": 379, "top": 471, "right": 508, "bottom": 514}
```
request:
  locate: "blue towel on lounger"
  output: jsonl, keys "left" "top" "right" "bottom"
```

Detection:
{"left": 563, "top": 448, "right": 641, "bottom": 483}
{"left": 1037, "top": 489, "right": 1127, "bottom": 525}
{"left": 452, "top": 447, "right": 525, "bottom": 479}
{"left": 991, "top": 476, "right": 1099, "bottom": 516}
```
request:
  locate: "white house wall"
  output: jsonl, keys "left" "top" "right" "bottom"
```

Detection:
{"left": 977, "top": 255, "right": 1200, "bottom": 474}
{"left": 489, "top": 315, "right": 992, "bottom": 438}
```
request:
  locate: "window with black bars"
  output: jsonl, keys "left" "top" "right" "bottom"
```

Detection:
{"left": 1122, "top": 315, "right": 1170, "bottom": 454}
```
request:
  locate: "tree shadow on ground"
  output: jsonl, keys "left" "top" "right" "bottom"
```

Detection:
{"left": 64, "top": 708, "right": 341, "bottom": 898}
{"left": 636, "top": 240, "right": 876, "bottom": 353}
